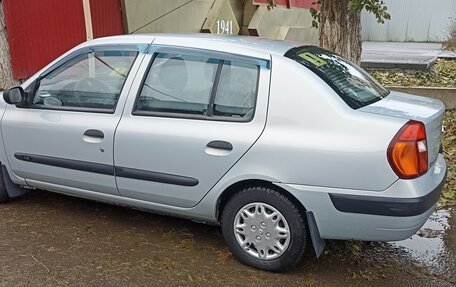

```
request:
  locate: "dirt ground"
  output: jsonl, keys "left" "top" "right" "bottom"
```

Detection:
{"left": 0, "top": 190, "right": 454, "bottom": 287}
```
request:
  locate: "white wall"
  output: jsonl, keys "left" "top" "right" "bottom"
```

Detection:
{"left": 362, "top": 0, "right": 456, "bottom": 42}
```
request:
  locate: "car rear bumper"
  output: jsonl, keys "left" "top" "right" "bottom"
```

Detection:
{"left": 328, "top": 169, "right": 446, "bottom": 217}
{"left": 277, "top": 154, "right": 447, "bottom": 242}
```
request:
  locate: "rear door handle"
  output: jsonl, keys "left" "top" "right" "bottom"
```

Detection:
{"left": 207, "top": 140, "right": 233, "bottom": 151}
{"left": 84, "top": 129, "right": 104, "bottom": 139}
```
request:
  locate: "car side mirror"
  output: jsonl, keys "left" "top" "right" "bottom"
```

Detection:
{"left": 3, "top": 86, "right": 25, "bottom": 105}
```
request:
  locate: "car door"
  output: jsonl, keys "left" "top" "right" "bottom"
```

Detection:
{"left": 114, "top": 46, "right": 270, "bottom": 208}
{"left": 2, "top": 45, "right": 145, "bottom": 195}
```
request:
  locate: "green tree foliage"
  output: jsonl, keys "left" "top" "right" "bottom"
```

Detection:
{"left": 312, "top": 0, "right": 390, "bottom": 28}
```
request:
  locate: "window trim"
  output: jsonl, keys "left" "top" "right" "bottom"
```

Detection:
{"left": 40, "top": 45, "right": 143, "bottom": 80}
{"left": 30, "top": 105, "right": 116, "bottom": 114}
{"left": 152, "top": 46, "right": 270, "bottom": 69}
{"left": 22, "top": 45, "right": 141, "bottom": 114}
{"left": 207, "top": 60, "right": 224, "bottom": 117}
{"left": 132, "top": 47, "right": 262, "bottom": 123}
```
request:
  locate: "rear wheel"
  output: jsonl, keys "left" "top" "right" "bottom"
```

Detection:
{"left": 221, "top": 186, "right": 307, "bottom": 271}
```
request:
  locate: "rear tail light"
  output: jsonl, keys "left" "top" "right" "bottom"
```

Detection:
{"left": 387, "top": 120, "right": 428, "bottom": 179}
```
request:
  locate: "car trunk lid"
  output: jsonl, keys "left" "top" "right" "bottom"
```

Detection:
{"left": 359, "top": 91, "right": 445, "bottom": 168}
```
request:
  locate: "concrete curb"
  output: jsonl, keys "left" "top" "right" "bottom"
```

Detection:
{"left": 362, "top": 57, "right": 437, "bottom": 70}
{"left": 387, "top": 86, "right": 456, "bottom": 110}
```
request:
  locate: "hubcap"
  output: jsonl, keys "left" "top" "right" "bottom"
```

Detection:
{"left": 233, "top": 202, "right": 290, "bottom": 260}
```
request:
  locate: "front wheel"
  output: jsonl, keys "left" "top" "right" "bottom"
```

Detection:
{"left": 221, "top": 186, "right": 308, "bottom": 271}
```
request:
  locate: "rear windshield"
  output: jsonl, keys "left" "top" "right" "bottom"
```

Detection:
{"left": 285, "top": 46, "right": 389, "bottom": 109}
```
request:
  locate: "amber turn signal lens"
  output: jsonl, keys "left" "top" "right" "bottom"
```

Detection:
{"left": 387, "top": 121, "right": 428, "bottom": 179}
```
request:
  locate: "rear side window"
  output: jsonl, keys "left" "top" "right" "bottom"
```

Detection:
{"left": 285, "top": 46, "right": 389, "bottom": 109}
{"left": 136, "top": 53, "right": 218, "bottom": 115}
{"left": 134, "top": 52, "right": 260, "bottom": 121}
{"left": 214, "top": 61, "right": 258, "bottom": 118}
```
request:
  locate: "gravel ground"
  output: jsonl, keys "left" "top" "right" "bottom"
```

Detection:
{"left": 0, "top": 189, "right": 454, "bottom": 287}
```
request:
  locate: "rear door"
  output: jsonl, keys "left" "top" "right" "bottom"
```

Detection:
{"left": 114, "top": 46, "right": 270, "bottom": 208}
{"left": 2, "top": 45, "right": 146, "bottom": 195}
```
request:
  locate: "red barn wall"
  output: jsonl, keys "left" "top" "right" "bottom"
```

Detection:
{"left": 90, "top": 0, "right": 124, "bottom": 39}
{"left": 3, "top": 0, "right": 124, "bottom": 80}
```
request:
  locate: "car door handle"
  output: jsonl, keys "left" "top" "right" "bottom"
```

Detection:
{"left": 84, "top": 129, "right": 104, "bottom": 139}
{"left": 207, "top": 140, "right": 233, "bottom": 151}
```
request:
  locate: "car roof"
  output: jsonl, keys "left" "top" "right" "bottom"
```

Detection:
{"left": 84, "top": 34, "right": 302, "bottom": 60}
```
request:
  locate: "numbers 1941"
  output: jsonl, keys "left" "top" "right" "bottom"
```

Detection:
{"left": 216, "top": 20, "right": 234, "bottom": 35}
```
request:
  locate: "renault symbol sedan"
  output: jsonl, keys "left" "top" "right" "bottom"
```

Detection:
{"left": 0, "top": 34, "right": 447, "bottom": 271}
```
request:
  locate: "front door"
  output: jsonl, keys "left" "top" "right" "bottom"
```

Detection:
{"left": 114, "top": 47, "right": 270, "bottom": 207}
{"left": 2, "top": 46, "right": 143, "bottom": 195}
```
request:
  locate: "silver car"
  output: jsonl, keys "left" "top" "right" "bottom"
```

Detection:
{"left": 0, "top": 34, "right": 447, "bottom": 271}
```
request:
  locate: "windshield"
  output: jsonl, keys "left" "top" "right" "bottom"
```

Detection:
{"left": 285, "top": 46, "right": 389, "bottom": 109}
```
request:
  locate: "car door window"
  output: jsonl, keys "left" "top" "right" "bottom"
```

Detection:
{"left": 135, "top": 53, "right": 218, "bottom": 115}
{"left": 33, "top": 50, "right": 137, "bottom": 112}
{"left": 213, "top": 61, "right": 259, "bottom": 119}
{"left": 134, "top": 51, "right": 260, "bottom": 121}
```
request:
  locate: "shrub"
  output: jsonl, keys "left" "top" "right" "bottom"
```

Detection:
{"left": 444, "top": 18, "right": 456, "bottom": 51}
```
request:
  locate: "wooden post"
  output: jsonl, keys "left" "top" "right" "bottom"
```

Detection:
{"left": 120, "top": 0, "right": 129, "bottom": 34}
{"left": 0, "top": 0, "right": 20, "bottom": 88}
{"left": 82, "top": 0, "right": 95, "bottom": 77}
{"left": 82, "top": 0, "right": 93, "bottom": 41}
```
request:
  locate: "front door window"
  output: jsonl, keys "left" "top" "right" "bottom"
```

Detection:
{"left": 33, "top": 50, "right": 137, "bottom": 112}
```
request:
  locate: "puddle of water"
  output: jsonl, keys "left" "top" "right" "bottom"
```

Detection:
{"left": 391, "top": 207, "right": 455, "bottom": 274}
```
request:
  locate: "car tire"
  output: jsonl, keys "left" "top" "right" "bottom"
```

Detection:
{"left": 221, "top": 186, "right": 307, "bottom": 272}
{"left": 0, "top": 168, "right": 10, "bottom": 204}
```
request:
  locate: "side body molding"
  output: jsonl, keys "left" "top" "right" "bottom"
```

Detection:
{"left": 14, "top": 153, "right": 198, "bottom": 187}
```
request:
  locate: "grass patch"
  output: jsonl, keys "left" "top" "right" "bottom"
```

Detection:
{"left": 441, "top": 110, "right": 456, "bottom": 206}
{"left": 369, "top": 59, "right": 456, "bottom": 88}
{"left": 444, "top": 18, "right": 456, "bottom": 52}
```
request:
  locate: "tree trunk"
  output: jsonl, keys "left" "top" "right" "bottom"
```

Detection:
{"left": 0, "top": 1, "right": 19, "bottom": 91}
{"left": 319, "top": 0, "right": 362, "bottom": 64}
